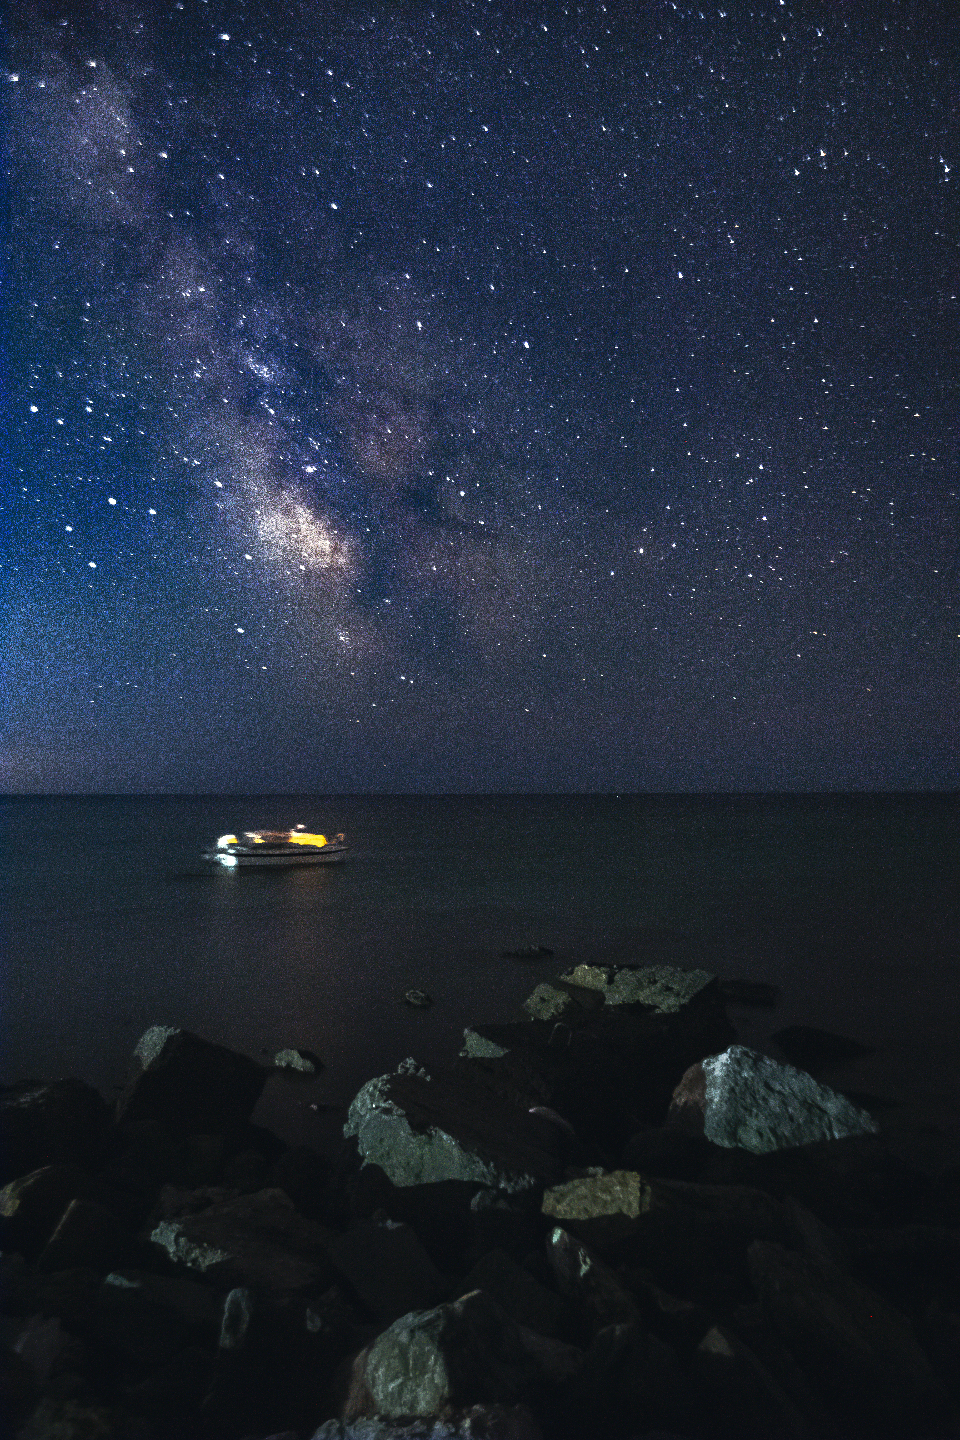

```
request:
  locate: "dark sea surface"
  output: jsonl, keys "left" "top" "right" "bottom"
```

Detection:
{"left": 2, "top": 794, "right": 958, "bottom": 1151}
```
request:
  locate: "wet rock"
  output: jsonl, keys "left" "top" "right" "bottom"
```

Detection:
{"left": 461, "top": 1249, "right": 565, "bottom": 1339}
{"left": 0, "top": 1079, "right": 111, "bottom": 1184}
{"left": 327, "top": 1218, "right": 447, "bottom": 1323}
{"left": 461, "top": 1028, "right": 511, "bottom": 1061}
{"left": 148, "top": 1185, "right": 334, "bottom": 1298}
{"left": 669, "top": 1046, "right": 880, "bottom": 1153}
{"left": 521, "top": 983, "right": 585, "bottom": 1023}
{"left": 343, "top": 1289, "right": 580, "bottom": 1421}
{"left": 37, "top": 1198, "right": 127, "bottom": 1274}
{"left": 344, "top": 1060, "right": 565, "bottom": 1193}
{"left": 545, "top": 1225, "right": 638, "bottom": 1335}
{"left": 693, "top": 1324, "right": 811, "bottom": 1440}
{"left": 404, "top": 990, "right": 433, "bottom": 1009}
{"left": 718, "top": 978, "right": 781, "bottom": 1007}
{"left": 772, "top": 1025, "right": 875, "bottom": 1069}
{"left": 566, "top": 1321, "right": 692, "bottom": 1437}
{"left": 274, "top": 1047, "right": 324, "bottom": 1073}
{"left": 748, "top": 1239, "right": 950, "bottom": 1436}
{"left": 558, "top": 962, "right": 718, "bottom": 1013}
{"left": 0, "top": 1166, "right": 96, "bottom": 1259}
{"left": 116, "top": 1026, "right": 268, "bottom": 1136}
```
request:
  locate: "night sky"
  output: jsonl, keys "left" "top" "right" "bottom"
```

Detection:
{"left": 4, "top": 0, "right": 958, "bottom": 792}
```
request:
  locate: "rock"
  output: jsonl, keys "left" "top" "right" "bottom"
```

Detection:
{"left": 522, "top": 983, "right": 585, "bottom": 1023}
{"left": 273, "top": 1047, "right": 324, "bottom": 1073}
{"left": 0, "top": 1165, "right": 96, "bottom": 1258}
{"left": 0, "top": 1079, "right": 112, "bottom": 1183}
{"left": 116, "top": 1026, "right": 268, "bottom": 1135}
{"left": 566, "top": 1321, "right": 692, "bottom": 1437}
{"left": 343, "top": 1289, "right": 580, "bottom": 1421}
{"left": 542, "top": 1169, "right": 784, "bottom": 1263}
{"left": 558, "top": 962, "right": 718, "bottom": 1013}
{"left": 269, "top": 1145, "right": 332, "bottom": 1217}
{"left": 693, "top": 1324, "right": 811, "bottom": 1439}
{"left": 148, "top": 1185, "right": 334, "bottom": 1298}
{"left": 90, "top": 1269, "right": 220, "bottom": 1365}
{"left": 772, "top": 1025, "right": 875, "bottom": 1069}
{"left": 669, "top": 1046, "right": 880, "bottom": 1153}
{"left": 545, "top": 1225, "right": 638, "bottom": 1335}
{"left": 327, "top": 1218, "right": 448, "bottom": 1323}
{"left": 37, "top": 1198, "right": 127, "bottom": 1273}
{"left": 344, "top": 1060, "right": 565, "bottom": 1192}
{"left": 619, "top": 1125, "right": 711, "bottom": 1181}
{"left": 15, "top": 1396, "right": 115, "bottom": 1439}
{"left": 461, "top": 1249, "right": 565, "bottom": 1339}
{"left": 718, "top": 979, "right": 782, "bottom": 1007}
{"left": 467, "top": 1188, "right": 544, "bottom": 1266}
{"left": 748, "top": 1239, "right": 950, "bottom": 1436}
{"left": 123, "top": 1343, "right": 213, "bottom": 1418}
{"left": 403, "top": 990, "right": 433, "bottom": 1009}
{"left": 461, "top": 1028, "right": 511, "bottom": 1061}
{"left": 312, "top": 1407, "right": 542, "bottom": 1439}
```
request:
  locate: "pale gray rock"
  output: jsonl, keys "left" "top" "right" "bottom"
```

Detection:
{"left": 559, "top": 963, "right": 716, "bottom": 1012}
{"left": 273, "top": 1047, "right": 322, "bottom": 1073}
{"left": 521, "top": 983, "right": 581, "bottom": 1022}
{"left": 675, "top": 1045, "right": 880, "bottom": 1154}
{"left": 460, "top": 1028, "right": 510, "bottom": 1060}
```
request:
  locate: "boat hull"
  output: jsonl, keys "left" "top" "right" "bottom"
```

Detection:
{"left": 203, "top": 846, "right": 347, "bottom": 868}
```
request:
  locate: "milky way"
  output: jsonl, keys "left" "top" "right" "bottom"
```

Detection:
{"left": 4, "top": 0, "right": 957, "bottom": 791}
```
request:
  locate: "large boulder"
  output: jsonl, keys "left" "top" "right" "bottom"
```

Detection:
{"left": 0, "top": 1079, "right": 112, "bottom": 1182}
{"left": 748, "top": 1240, "right": 950, "bottom": 1436}
{"left": 116, "top": 1027, "right": 268, "bottom": 1135}
{"left": 344, "top": 1060, "right": 565, "bottom": 1193}
{"left": 343, "top": 1289, "right": 580, "bottom": 1421}
{"left": 669, "top": 1045, "right": 880, "bottom": 1154}
{"left": 148, "top": 1186, "right": 334, "bottom": 1298}
{"left": 0, "top": 1165, "right": 97, "bottom": 1258}
{"left": 327, "top": 1218, "right": 448, "bottom": 1324}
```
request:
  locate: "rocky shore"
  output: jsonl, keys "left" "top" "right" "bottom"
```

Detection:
{"left": 2, "top": 964, "right": 958, "bottom": 1439}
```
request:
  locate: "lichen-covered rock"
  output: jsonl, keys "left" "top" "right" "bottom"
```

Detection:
{"left": 558, "top": 963, "right": 717, "bottom": 1013}
{"left": 669, "top": 1046, "right": 880, "bottom": 1153}
{"left": 344, "top": 1289, "right": 580, "bottom": 1421}
{"left": 344, "top": 1061, "right": 564, "bottom": 1192}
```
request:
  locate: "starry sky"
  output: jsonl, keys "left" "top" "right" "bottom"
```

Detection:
{"left": 4, "top": 0, "right": 958, "bottom": 792}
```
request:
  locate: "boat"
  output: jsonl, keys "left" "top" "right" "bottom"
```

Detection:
{"left": 203, "top": 825, "right": 348, "bottom": 868}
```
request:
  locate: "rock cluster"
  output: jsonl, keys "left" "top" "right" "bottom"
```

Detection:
{"left": 2, "top": 966, "right": 958, "bottom": 1440}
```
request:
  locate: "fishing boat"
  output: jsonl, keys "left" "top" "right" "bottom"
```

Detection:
{"left": 203, "top": 825, "right": 347, "bottom": 868}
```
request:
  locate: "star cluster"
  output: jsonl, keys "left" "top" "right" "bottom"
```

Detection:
{"left": 4, "top": 0, "right": 957, "bottom": 791}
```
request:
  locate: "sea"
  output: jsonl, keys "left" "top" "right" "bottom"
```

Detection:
{"left": 2, "top": 794, "right": 958, "bottom": 1154}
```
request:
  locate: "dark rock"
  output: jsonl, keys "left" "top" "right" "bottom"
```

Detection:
{"left": 327, "top": 1218, "right": 447, "bottom": 1323}
{"left": 748, "top": 1239, "right": 950, "bottom": 1436}
{"left": 116, "top": 1026, "right": 268, "bottom": 1136}
{"left": 15, "top": 1396, "right": 116, "bottom": 1438}
{"left": 693, "top": 1324, "right": 811, "bottom": 1439}
{"left": 466, "top": 1187, "right": 544, "bottom": 1267}
{"left": 545, "top": 1225, "right": 639, "bottom": 1336}
{"left": 37, "top": 1198, "right": 128, "bottom": 1274}
{"left": 403, "top": 990, "right": 433, "bottom": 1009}
{"left": 624, "top": 1271, "right": 713, "bottom": 1354}
{"left": 619, "top": 1125, "right": 711, "bottom": 1181}
{"left": 90, "top": 1268, "right": 220, "bottom": 1366}
{"left": 7, "top": 1268, "right": 101, "bottom": 1329}
{"left": 0, "top": 1166, "right": 97, "bottom": 1259}
{"left": 461, "top": 1249, "right": 565, "bottom": 1339}
{"left": 148, "top": 1185, "right": 335, "bottom": 1298}
{"left": 0, "top": 1079, "right": 111, "bottom": 1183}
{"left": 566, "top": 1321, "right": 692, "bottom": 1437}
{"left": 123, "top": 1342, "right": 213, "bottom": 1418}
{"left": 269, "top": 1145, "right": 331, "bottom": 1217}
{"left": 772, "top": 1025, "right": 876, "bottom": 1069}
{"left": 343, "top": 1288, "right": 580, "bottom": 1421}
{"left": 344, "top": 1059, "right": 566, "bottom": 1192}
{"left": 313, "top": 1408, "right": 543, "bottom": 1438}
{"left": 668, "top": 1046, "right": 880, "bottom": 1153}
{"left": 221, "top": 1146, "right": 270, "bottom": 1192}
{"left": 718, "top": 978, "right": 782, "bottom": 1007}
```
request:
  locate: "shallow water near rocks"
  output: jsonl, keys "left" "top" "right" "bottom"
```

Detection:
{"left": 2, "top": 793, "right": 958, "bottom": 1151}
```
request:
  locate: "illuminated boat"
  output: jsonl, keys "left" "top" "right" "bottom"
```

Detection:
{"left": 203, "top": 825, "right": 348, "bottom": 868}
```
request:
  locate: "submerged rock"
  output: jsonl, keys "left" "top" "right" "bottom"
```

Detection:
{"left": 273, "top": 1047, "right": 324, "bottom": 1074}
{"left": 117, "top": 1026, "right": 268, "bottom": 1135}
{"left": 669, "top": 1045, "right": 880, "bottom": 1153}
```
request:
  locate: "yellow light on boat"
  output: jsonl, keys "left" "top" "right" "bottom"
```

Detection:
{"left": 216, "top": 834, "right": 238, "bottom": 849}
{"left": 287, "top": 831, "right": 327, "bottom": 847}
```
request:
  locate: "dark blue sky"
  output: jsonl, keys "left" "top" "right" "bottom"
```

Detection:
{"left": 4, "top": 0, "right": 958, "bottom": 791}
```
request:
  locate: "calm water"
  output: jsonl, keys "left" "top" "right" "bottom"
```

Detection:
{"left": 2, "top": 795, "right": 958, "bottom": 1148}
